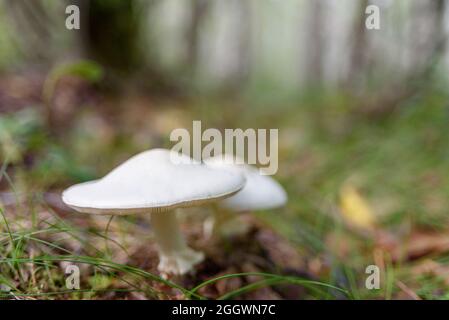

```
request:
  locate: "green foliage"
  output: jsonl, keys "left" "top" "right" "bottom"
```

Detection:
{"left": 43, "top": 60, "right": 103, "bottom": 105}
{"left": 0, "top": 109, "right": 44, "bottom": 163}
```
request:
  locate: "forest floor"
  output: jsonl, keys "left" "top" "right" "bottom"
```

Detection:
{"left": 1, "top": 70, "right": 449, "bottom": 299}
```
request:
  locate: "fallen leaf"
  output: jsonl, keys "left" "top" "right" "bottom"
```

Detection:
{"left": 393, "top": 232, "right": 449, "bottom": 261}
{"left": 256, "top": 229, "right": 305, "bottom": 270}
{"left": 339, "top": 184, "right": 376, "bottom": 231}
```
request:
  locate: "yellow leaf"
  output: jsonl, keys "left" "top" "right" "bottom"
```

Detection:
{"left": 339, "top": 184, "right": 376, "bottom": 230}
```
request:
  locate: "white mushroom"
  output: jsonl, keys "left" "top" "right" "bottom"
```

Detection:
{"left": 204, "top": 154, "right": 287, "bottom": 237}
{"left": 62, "top": 149, "right": 246, "bottom": 275}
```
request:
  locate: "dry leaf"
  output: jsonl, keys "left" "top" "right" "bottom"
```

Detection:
{"left": 256, "top": 229, "right": 305, "bottom": 270}
{"left": 395, "top": 232, "right": 449, "bottom": 261}
{"left": 339, "top": 184, "right": 376, "bottom": 231}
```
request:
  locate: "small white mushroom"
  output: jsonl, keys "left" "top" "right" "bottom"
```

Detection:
{"left": 62, "top": 149, "right": 245, "bottom": 276}
{"left": 204, "top": 154, "right": 287, "bottom": 237}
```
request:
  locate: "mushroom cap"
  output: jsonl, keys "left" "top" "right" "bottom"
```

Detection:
{"left": 205, "top": 154, "right": 287, "bottom": 211}
{"left": 62, "top": 149, "right": 246, "bottom": 215}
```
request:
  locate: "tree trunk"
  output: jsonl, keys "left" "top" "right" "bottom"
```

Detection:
{"left": 305, "top": 0, "right": 324, "bottom": 87}
{"left": 346, "top": 0, "right": 369, "bottom": 88}
{"left": 185, "top": 0, "right": 210, "bottom": 77}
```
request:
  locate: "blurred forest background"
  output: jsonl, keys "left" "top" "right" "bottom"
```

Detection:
{"left": 1, "top": 0, "right": 449, "bottom": 300}
{"left": 1, "top": 0, "right": 449, "bottom": 94}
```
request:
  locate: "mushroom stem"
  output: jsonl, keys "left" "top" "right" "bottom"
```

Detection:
{"left": 151, "top": 210, "right": 204, "bottom": 276}
{"left": 203, "top": 206, "right": 250, "bottom": 239}
{"left": 203, "top": 208, "right": 232, "bottom": 239}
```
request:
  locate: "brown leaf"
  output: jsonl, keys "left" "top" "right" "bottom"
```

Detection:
{"left": 197, "top": 267, "right": 242, "bottom": 298}
{"left": 241, "top": 263, "right": 281, "bottom": 300}
{"left": 256, "top": 229, "right": 305, "bottom": 270}
{"left": 393, "top": 232, "right": 449, "bottom": 261}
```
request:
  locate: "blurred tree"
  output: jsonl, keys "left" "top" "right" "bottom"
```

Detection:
{"left": 346, "top": 0, "right": 369, "bottom": 89}
{"left": 363, "top": 0, "right": 448, "bottom": 117}
{"left": 305, "top": 0, "right": 324, "bottom": 87}
{"left": 184, "top": 0, "right": 210, "bottom": 78}
{"left": 80, "top": 0, "right": 176, "bottom": 91}
{"left": 229, "top": 0, "right": 252, "bottom": 91}
{"left": 83, "top": 0, "right": 141, "bottom": 73}
{"left": 3, "top": 0, "right": 58, "bottom": 62}
{"left": 419, "top": 0, "right": 447, "bottom": 78}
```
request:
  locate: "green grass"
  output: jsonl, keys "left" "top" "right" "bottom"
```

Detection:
{"left": 0, "top": 180, "right": 345, "bottom": 299}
